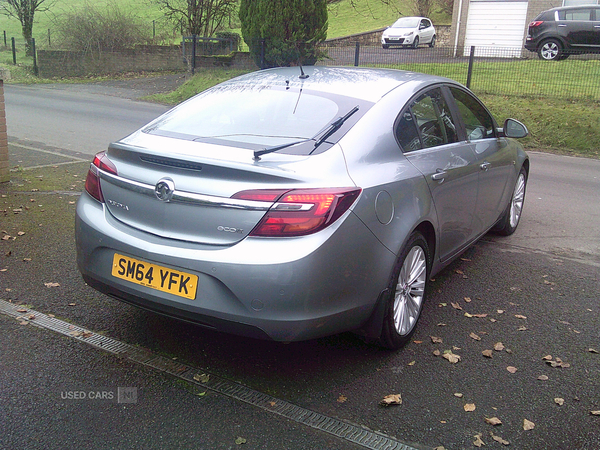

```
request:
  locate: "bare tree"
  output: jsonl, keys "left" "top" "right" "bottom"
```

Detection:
{"left": 153, "top": 0, "right": 237, "bottom": 37}
{"left": 0, "top": 0, "right": 53, "bottom": 55}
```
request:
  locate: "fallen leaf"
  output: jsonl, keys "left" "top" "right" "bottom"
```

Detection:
{"left": 442, "top": 351, "right": 461, "bottom": 364}
{"left": 464, "top": 403, "right": 476, "bottom": 412}
{"left": 17, "top": 231, "right": 25, "bottom": 236}
{"left": 518, "top": 326, "right": 528, "bottom": 331}
{"left": 337, "top": 395, "right": 347, "bottom": 403}
{"left": 515, "top": 314, "right": 527, "bottom": 319}
{"left": 437, "top": 323, "right": 447, "bottom": 327}
{"left": 554, "top": 398, "right": 564, "bottom": 406}
{"left": 482, "top": 349, "right": 493, "bottom": 358}
{"left": 413, "top": 340, "right": 423, "bottom": 344}
{"left": 507, "top": 366, "right": 518, "bottom": 374}
{"left": 523, "top": 419, "right": 535, "bottom": 430}
{"left": 464, "top": 297, "right": 472, "bottom": 303}
{"left": 591, "top": 411, "right": 600, "bottom": 416}
{"left": 269, "top": 401, "right": 276, "bottom": 407}
{"left": 538, "top": 375, "right": 549, "bottom": 381}
{"left": 485, "top": 417, "right": 503, "bottom": 426}
{"left": 193, "top": 373, "right": 210, "bottom": 383}
{"left": 44, "top": 282, "right": 60, "bottom": 288}
{"left": 473, "top": 434, "right": 485, "bottom": 447}
{"left": 470, "top": 332, "right": 481, "bottom": 341}
{"left": 433, "top": 349, "right": 441, "bottom": 356}
{"left": 464, "top": 312, "right": 473, "bottom": 318}
{"left": 490, "top": 433, "right": 510, "bottom": 445}
{"left": 454, "top": 393, "right": 463, "bottom": 398}
{"left": 16, "top": 308, "right": 28, "bottom": 313}
{"left": 196, "top": 392, "right": 206, "bottom": 397}
{"left": 471, "top": 313, "right": 488, "bottom": 318}
{"left": 494, "top": 342, "right": 505, "bottom": 352}
{"left": 589, "top": 348, "right": 599, "bottom": 354}
{"left": 408, "top": 361, "right": 416, "bottom": 366}
{"left": 235, "top": 437, "right": 247, "bottom": 445}
{"left": 68, "top": 303, "right": 76, "bottom": 306}
{"left": 542, "top": 355, "right": 553, "bottom": 361}
{"left": 380, "top": 394, "right": 402, "bottom": 406}
{"left": 430, "top": 336, "right": 443, "bottom": 344}
{"left": 497, "top": 309, "right": 504, "bottom": 314}
{"left": 451, "top": 302, "right": 463, "bottom": 310}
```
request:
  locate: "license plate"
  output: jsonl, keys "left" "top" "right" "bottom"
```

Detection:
{"left": 111, "top": 253, "right": 198, "bottom": 300}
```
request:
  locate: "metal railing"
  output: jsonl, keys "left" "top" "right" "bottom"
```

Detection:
{"left": 317, "top": 43, "right": 600, "bottom": 101}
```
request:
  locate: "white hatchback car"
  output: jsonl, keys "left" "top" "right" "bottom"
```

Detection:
{"left": 382, "top": 16, "right": 436, "bottom": 49}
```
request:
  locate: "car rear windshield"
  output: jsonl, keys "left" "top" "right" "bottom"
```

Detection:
{"left": 143, "top": 84, "right": 369, "bottom": 153}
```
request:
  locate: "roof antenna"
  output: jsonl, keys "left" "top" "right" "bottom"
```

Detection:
{"left": 299, "top": 65, "right": 309, "bottom": 80}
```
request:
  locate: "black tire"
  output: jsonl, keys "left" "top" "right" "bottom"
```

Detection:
{"left": 378, "top": 231, "right": 430, "bottom": 350}
{"left": 412, "top": 36, "right": 420, "bottom": 49}
{"left": 429, "top": 35, "right": 436, "bottom": 48}
{"left": 494, "top": 167, "right": 527, "bottom": 236}
{"left": 538, "top": 39, "right": 562, "bottom": 61}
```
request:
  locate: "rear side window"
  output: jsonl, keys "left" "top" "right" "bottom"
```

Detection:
{"left": 396, "top": 87, "right": 458, "bottom": 151}
{"left": 559, "top": 9, "right": 592, "bottom": 20}
{"left": 449, "top": 87, "right": 496, "bottom": 141}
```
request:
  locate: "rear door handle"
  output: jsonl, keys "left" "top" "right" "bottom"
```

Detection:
{"left": 431, "top": 169, "right": 447, "bottom": 182}
{"left": 480, "top": 162, "right": 492, "bottom": 171}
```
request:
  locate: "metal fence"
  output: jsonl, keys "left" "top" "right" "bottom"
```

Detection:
{"left": 317, "top": 43, "right": 600, "bottom": 101}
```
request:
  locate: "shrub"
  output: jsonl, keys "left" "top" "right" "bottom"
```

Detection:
{"left": 239, "top": 0, "right": 328, "bottom": 68}
{"left": 53, "top": 3, "right": 151, "bottom": 53}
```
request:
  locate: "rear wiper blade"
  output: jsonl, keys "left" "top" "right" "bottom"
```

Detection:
{"left": 312, "top": 106, "right": 359, "bottom": 152}
{"left": 253, "top": 138, "right": 311, "bottom": 160}
{"left": 253, "top": 105, "right": 359, "bottom": 160}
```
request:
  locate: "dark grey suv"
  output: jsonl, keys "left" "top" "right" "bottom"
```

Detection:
{"left": 525, "top": 6, "right": 600, "bottom": 60}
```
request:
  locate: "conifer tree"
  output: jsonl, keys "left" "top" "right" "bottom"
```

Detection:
{"left": 239, "top": 0, "right": 327, "bottom": 68}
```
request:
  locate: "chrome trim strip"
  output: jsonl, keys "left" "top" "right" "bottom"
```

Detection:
{"left": 98, "top": 170, "right": 271, "bottom": 211}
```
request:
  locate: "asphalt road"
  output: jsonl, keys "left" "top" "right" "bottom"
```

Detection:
{"left": 1, "top": 80, "right": 599, "bottom": 450}
{"left": 4, "top": 83, "right": 170, "bottom": 155}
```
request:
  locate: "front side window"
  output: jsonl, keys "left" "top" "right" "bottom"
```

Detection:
{"left": 396, "top": 87, "right": 458, "bottom": 151}
{"left": 449, "top": 87, "right": 495, "bottom": 141}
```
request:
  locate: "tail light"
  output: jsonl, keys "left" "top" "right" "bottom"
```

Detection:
{"left": 84, "top": 151, "right": 118, "bottom": 202}
{"left": 233, "top": 188, "right": 362, "bottom": 237}
{"left": 529, "top": 21, "right": 544, "bottom": 27}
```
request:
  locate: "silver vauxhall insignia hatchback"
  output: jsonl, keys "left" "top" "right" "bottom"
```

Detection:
{"left": 76, "top": 67, "right": 529, "bottom": 349}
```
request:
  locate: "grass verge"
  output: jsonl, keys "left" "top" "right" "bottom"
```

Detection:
{"left": 146, "top": 68, "right": 600, "bottom": 159}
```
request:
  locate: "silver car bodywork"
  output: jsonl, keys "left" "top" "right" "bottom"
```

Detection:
{"left": 76, "top": 67, "right": 528, "bottom": 345}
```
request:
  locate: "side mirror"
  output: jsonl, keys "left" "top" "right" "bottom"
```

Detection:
{"left": 499, "top": 118, "right": 528, "bottom": 138}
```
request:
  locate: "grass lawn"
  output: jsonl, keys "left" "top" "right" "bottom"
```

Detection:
{"left": 143, "top": 67, "right": 599, "bottom": 159}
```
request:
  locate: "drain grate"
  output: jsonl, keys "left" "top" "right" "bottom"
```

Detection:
{"left": 0, "top": 299, "right": 429, "bottom": 450}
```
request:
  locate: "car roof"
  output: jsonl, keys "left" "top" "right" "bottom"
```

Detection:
{"left": 545, "top": 5, "right": 599, "bottom": 12}
{"left": 219, "top": 66, "right": 452, "bottom": 103}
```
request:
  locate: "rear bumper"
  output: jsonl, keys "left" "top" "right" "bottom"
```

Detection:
{"left": 76, "top": 192, "right": 395, "bottom": 342}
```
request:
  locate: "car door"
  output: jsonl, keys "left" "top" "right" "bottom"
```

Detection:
{"left": 447, "top": 87, "right": 513, "bottom": 235}
{"left": 397, "top": 87, "right": 480, "bottom": 262}
{"left": 419, "top": 19, "right": 434, "bottom": 43}
{"left": 592, "top": 8, "right": 600, "bottom": 47}
{"left": 559, "top": 8, "right": 594, "bottom": 49}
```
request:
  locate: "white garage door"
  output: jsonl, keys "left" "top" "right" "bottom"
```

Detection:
{"left": 464, "top": 1, "right": 528, "bottom": 57}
